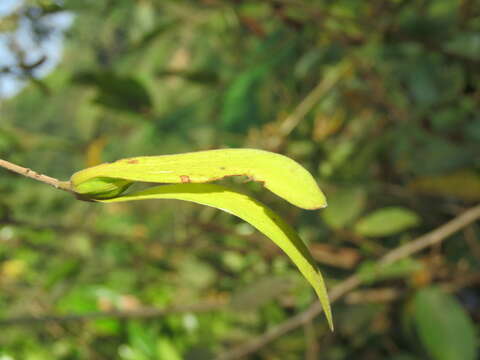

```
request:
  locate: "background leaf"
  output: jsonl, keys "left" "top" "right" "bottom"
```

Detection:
{"left": 74, "top": 71, "right": 152, "bottom": 113}
{"left": 321, "top": 186, "right": 366, "bottom": 229}
{"left": 409, "top": 170, "right": 480, "bottom": 201}
{"left": 413, "top": 287, "right": 477, "bottom": 360}
{"left": 354, "top": 207, "right": 421, "bottom": 237}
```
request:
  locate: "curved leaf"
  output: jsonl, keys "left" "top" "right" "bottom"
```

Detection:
{"left": 70, "top": 148, "right": 327, "bottom": 209}
{"left": 99, "top": 183, "right": 333, "bottom": 330}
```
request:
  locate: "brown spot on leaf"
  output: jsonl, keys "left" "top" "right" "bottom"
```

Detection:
{"left": 180, "top": 175, "right": 191, "bottom": 183}
{"left": 127, "top": 159, "right": 139, "bottom": 164}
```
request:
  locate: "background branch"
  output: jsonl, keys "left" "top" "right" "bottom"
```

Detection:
{"left": 0, "top": 301, "right": 226, "bottom": 326}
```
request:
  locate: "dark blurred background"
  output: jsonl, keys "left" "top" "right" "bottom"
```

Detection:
{"left": 0, "top": 1, "right": 479, "bottom": 359}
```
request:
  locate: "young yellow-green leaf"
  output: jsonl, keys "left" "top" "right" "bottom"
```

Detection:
{"left": 99, "top": 183, "right": 333, "bottom": 330}
{"left": 70, "top": 148, "right": 327, "bottom": 209}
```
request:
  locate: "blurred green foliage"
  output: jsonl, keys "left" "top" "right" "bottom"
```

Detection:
{"left": 0, "top": 0, "right": 479, "bottom": 359}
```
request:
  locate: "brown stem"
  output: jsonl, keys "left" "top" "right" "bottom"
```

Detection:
{"left": 0, "top": 158, "right": 72, "bottom": 193}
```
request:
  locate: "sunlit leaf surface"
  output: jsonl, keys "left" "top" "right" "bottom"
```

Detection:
{"left": 71, "top": 149, "right": 327, "bottom": 209}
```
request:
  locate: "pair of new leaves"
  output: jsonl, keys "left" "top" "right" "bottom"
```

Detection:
{"left": 71, "top": 149, "right": 333, "bottom": 330}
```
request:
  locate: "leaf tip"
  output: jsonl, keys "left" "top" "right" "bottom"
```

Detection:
{"left": 303, "top": 195, "right": 328, "bottom": 210}
{"left": 327, "top": 316, "right": 334, "bottom": 332}
{"left": 322, "top": 297, "right": 334, "bottom": 332}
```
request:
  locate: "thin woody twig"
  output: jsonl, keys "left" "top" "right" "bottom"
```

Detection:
{"left": 278, "top": 65, "right": 347, "bottom": 137}
{"left": 380, "top": 205, "right": 480, "bottom": 264}
{"left": 216, "top": 204, "right": 480, "bottom": 360}
{"left": 0, "top": 158, "right": 72, "bottom": 193}
{"left": 0, "top": 301, "right": 226, "bottom": 326}
{"left": 266, "top": 62, "right": 349, "bottom": 150}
